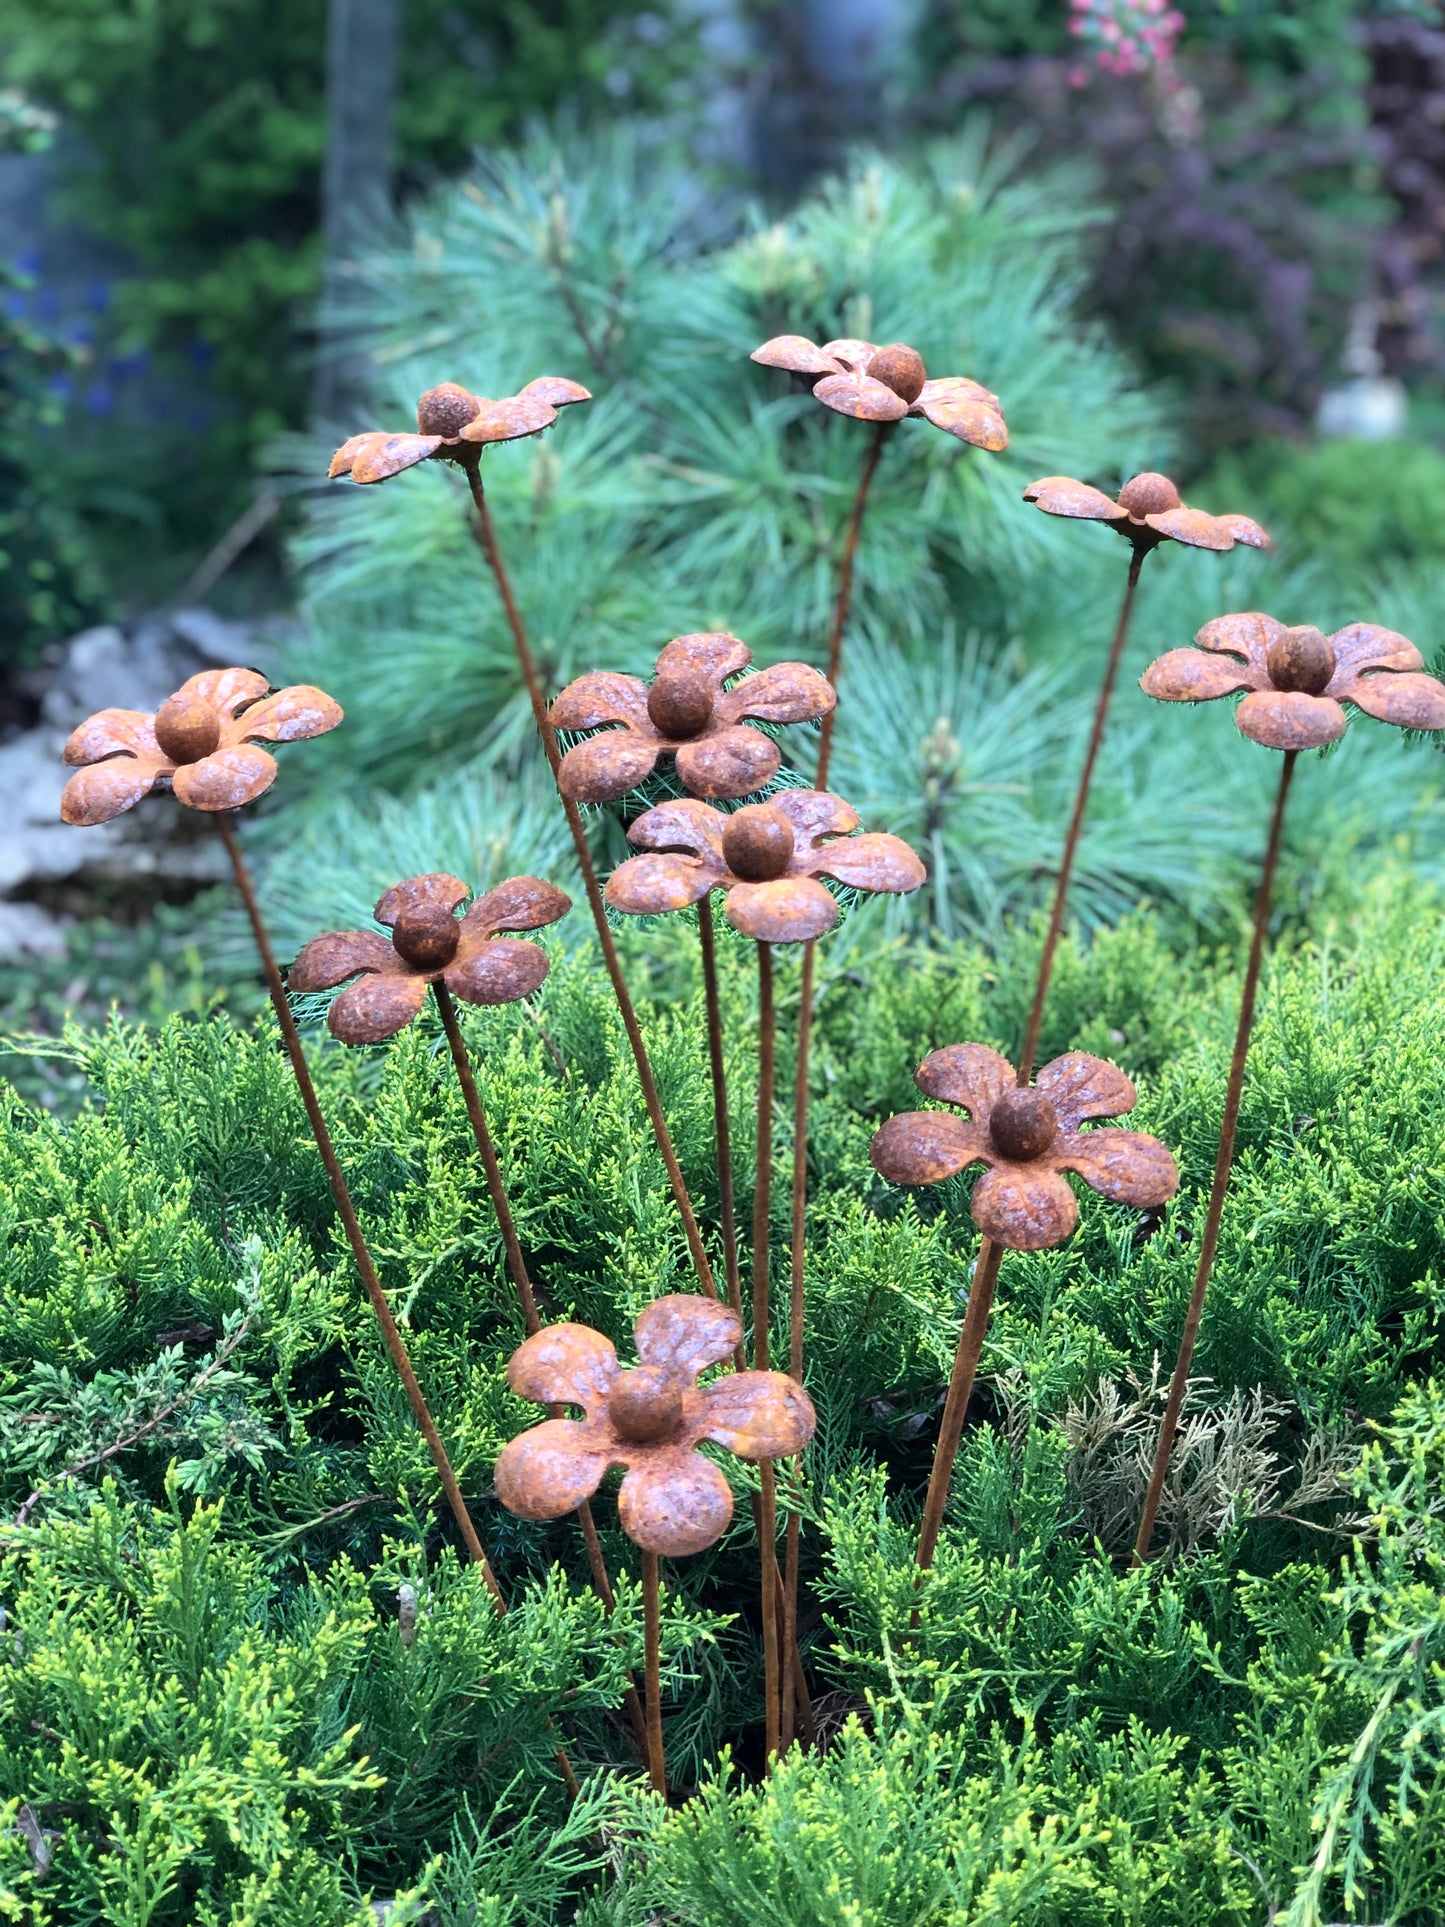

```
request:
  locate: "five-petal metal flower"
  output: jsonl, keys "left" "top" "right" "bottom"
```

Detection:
{"left": 606, "top": 791, "right": 925, "bottom": 944}
{"left": 1023, "top": 471, "right": 1270, "bottom": 555}
{"left": 328, "top": 378, "right": 592, "bottom": 486}
{"left": 550, "top": 631, "right": 836, "bottom": 805}
{"left": 1141, "top": 612, "right": 1445, "bottom": 751}
{"left": 870, "top": 1044, "right": 1178, "bottom": 1251}
{"left": 289, "top": 872, "right": 570, "bottom": 1045}
{"left": 60, "top": 668, "right": 343, "bottom": 825}
{"left": 495, "top": 1296, "right": 815, "bottom": 1555}
{"left": 750, "top": 335, "right": 1008, "bottom": 450}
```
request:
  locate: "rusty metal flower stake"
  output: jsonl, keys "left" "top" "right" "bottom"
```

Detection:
{"left": 330, "top": 384, "right": 724, "bottom": 1312}
{"left": 1131, "top": 612, "right": 1445, "bottom": 1561}
{"left": 57, "top": 676, "right": 521, "bottom": 1616}
{"left": 552, "top": 632, "right": 836, "bottom": 1319}
{"left": 289, "top": 870, "right": 650, "bottom": 1758}
{"left": 871, "top": 1047, "right": 1178, "bottom": 1573}
{"left": 1016, "top": 473, "right": 1271, "bottom": 1086}
{"left": 609, "top": 790, "right": 924, "bottom": 1752}
{"left": 495, "top": 1297, "right": 816, "bottom": 1796}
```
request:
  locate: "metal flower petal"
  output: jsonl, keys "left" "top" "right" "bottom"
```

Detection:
{"left": 625, "top": 798, "right": 729, "bottom": 863}
{"left": 724, "top": 876, "right": 838, "bottom": 944}
{"left": 606, "top": 851, "right": 719, "bottom": 916}
{"left": 60, "top": 759, "right": 164, "bottom": 826}
{"left": 1055, "top": 1128, "right": 1179, "bottom": 1208}
{"left": 812, "top": 830, "right": 925, "bottom": 894}
{"left": 328, "top": 971, "right": 430, "bottom": 1044}
{"left": 1235, "top": 689, "right": 1347, "bottom": 751}
{"left": 617, "top": 1451, "right": 734, "bottom": 1556}
{"left": 444, "top": 937, "right": 550, "bottom": 1006}
{"left": 673, "top": 725, "right": 780, "bottom": 799}
{"left": 714, "top": 661, "right": 836, "bottom": 727}
{"left": 913, "top": 1043, "right": 1015, "bottom": 1118}
{"left": 350, "top": 433, "right": 445, "bottom": 484}
{"left": 1141, "top": 648, "right": 1259, "bottom": 705}
{"left": 812, "top": 371, "right": 911, "bottom": 423}
{"left": 694, "top": 1371, "right": 816, "bottom": 1459}
{"left": 1023, "top": 477, "right": 1125, "bottom": 522}
{"left": 656, "top": 632, "right": 751, "bottom": 686}
{"left": 461, "top": 876, "right": 570, "bottom": 937}
{"left": 1035, "top": 1052, "right": 1138, "bottom": 1130}
{"left": 227, "top": 684, "right": 343, "bottom": 745}
{"left": 1329, "top": 623, "right": 1424, "bottom": 681}
{"left": 1341, "top": 670, "right": 1445, "bottom": 730}
{"left": 170, "top": 745, "right": 279, "bottom": 811}
{"left": 911, "top": 377, "right": 1008, "bottom": 450}
{"left": 288, "top": 929, "right": 396, "bottom": 992}
{"left": 458, "top": 395, "right": 558, "bottom": 443}
{"left": 1143, "top": 506, "right": 1240, "bottom": 552}
{"left": 971, "top": 1161, "right": 1079, "bottom": 1250}
{"left": 374, "top": 874, "right": 470, "bottom": 926}
{"left": 870, "top": 1110, "right": 991, "bottom": 1186}
{"left": 634, "top": 1295, "right": 741, "bottom": 1380}
{"left": 518, "top": 375, "right": 593, "bottom": 408}
{"left": 508, "top": 1323, "right": 620, "bottom": 1414}
{"left": 62, "top": 708, "right": 164, "bottom": 769}
{"left": 182, "top": 667, "right": 272, "bottom": 716}
{"left": 556, "top": 731, "right": 661, "bottom": 804}
{"left": 549, "top": 671, "right": 651, "bottom": 733}
{"left": 1193, "top": 613, "right": 1280, "bottom": 670}
{"left": 750, "top": 335, "right": 845, "bottom": 377}
{"left": 495, "top": 1420, "right": 610, "bottom": 1520}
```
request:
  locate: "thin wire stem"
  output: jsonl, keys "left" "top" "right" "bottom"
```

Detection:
{"left": 698, "top": 896, "right": 742, "bottom": 1330}
{"left": 1132, "top": 749, "right": 1298, "bottom": 1562}
{"left": 753, "top": 940, "right": 783, "bottom": 1758}
{"left": 1016, "top": 548, "right": 1146, "bottom": 1086}
{"left": 463, "top": 460, "right": 718, "bottom": 1304}
{"left": 642, "top": 1550, "right": 666, "bottom": 1798}
{"left": 814, "top": 421, "right": 890, "bottom": 791}
{"left": 431, "top": 981, "right": 648, "bottom": 1755}
{"left": 915, "top": 1238, "right": 1006, "bottom": 1573}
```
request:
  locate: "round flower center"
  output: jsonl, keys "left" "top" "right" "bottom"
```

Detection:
{"left": 1117, "top": 472, "right": 1181, "bottom": 520}
{"left": 153, "top": 693, "right": 221, "bottom": 766}
{"left": 868, "top": 343, "right": 927, "bottom": 404}
{"left": 722, "top": 804, "right": 795, "bottom": 882}
{"left": 392, "top": 906, "right": 461, "bottom": 970}
{"left": 610, "top": 1366, "right": 683, "bottom": 1444}
{"left": 416, "top": 383, "right": 482, "bottom": 438}
{"left": 989, "top": 1088, "right": 1059, "bottom": 1162}
{"left": 647, "top": 668, "right": 714, "bottom": 740}
{"left": 1266, "top": 625, "right": 1335, "bottom": 696}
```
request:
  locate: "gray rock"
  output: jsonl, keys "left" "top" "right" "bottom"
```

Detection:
{"left": 0, "top": 901, "right": 69, "bottom": 958}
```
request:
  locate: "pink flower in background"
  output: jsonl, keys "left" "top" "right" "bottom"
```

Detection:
{"left": 1069, "top": 0, "right": 1187, "bottom": 82}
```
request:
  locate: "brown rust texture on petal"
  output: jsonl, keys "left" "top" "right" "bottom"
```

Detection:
{"left": 1035, "top": 1052, "right": 1137, "bottom": 1129}
{"left": 550, "top": 671, "right": 652, "bottom": 733}
{"left": 1145, "top": 505, "right": 1236, "bottom": 551}
{"left": 1141, "top": 648, "right": 1259, "bottom": 705}
{"left": 1328, "top": 623, "right": 1424, "bottom": 683}
{"left": 374, "top": 874, "right": 470, "bottom": 927}
{"left": 63, "top": 708, "right": 164, "bottom": 769}
{"left": 170, "top": 745, "right": 278, "bottom": 812}
{"left": 724, "top": 876, "right": 838, "bottom": 943}
{"left": 329, "top": 971, "right": 430, "bottom": 1044}
{"left": 809, "top": 830, "right": 925, "bottom": 896}
{"left": 495, "top": 1420, "right": 611, "bottom": 1520}
{"left": 351, "top": 432, "right": 444, "bottom": 483}
{"left": 715, "top": 661, "right": 836, "bottom": 727}
{"left": 519, "top": 375, "right": 593, "bottom": 408}
{"left": 1235, "top": 689, "right": 1347, "bottom": 751}
{"left": 656, "top": 631, "right": 752, "bottom": 688}
{"left": 912, "top": 377, "right": 1009, "bottom": 451}
{"left": 693, "top": 1371, "right": 816, "bottom": 1459}
{"left": 813, "top": 371, "right": 910, "bottom": 423}
{"left": 228, "top": 684, "right": 343, "bottom": 746}
{"left": 870, "top": 1110, "right": 990, "bottom": 1187}
{"left": 60, "top": 760, "right": 162, "bottom": 826}
{"left": 674, "top": 724, "right": 780, "bottom": 799}
{"left": 464, "top": 875, "right": 571, "bottom": 936}
{"left": 288, "top": 928, "right": 396, "bottom": 993}
{"left": 557, "top": 731, "right": 661, "bottom": 804}
{"left": 1022, "top": 477, "right": 1124, "bottom": 522}
{"left": 1193, "top": 613, "right": 1280, "bottom": 672}
{"left": 914, "top": 1042, "right": 1014, "bottom": 1116}
{"left": 616, "top": 1452, "right": 733, "bottom": 1555}
{"left": 634, "top": 1295, "right": 741, "bottom": 1379}
{"left": 971, "top": 1161, "right": 1079, "bottom": 1250}
{"left": 1342, "top": 669, "right": 1445, "bottom": 730}
{"left": 819, "top": 338, "right": 876, "bottom": 369}
{"left": 1055, "top": 1128, "right": 1179, "bottom": 1209}
{"left": 459, "top": 394, "right": 558, "bottom": 444}
{"left": 750, "top": 334, "right": 843, "bottom": 377}
{"left": 510, "top": 1324, "right": 620, "bottom": 1413}
{"left": 607, "top": 850, "right": 719, "bottom": 917}
{"left": 444, "top": 936, "right": 551, "bottom": 1006}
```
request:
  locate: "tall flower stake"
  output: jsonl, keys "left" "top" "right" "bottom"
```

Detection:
{"left": 872, "top": 1047, "right": 1178, "bottom": 1571}
{"left": 495, "top": 1297, "right": 815, "bottom": 1796}
{"left": 609, "top": 789, "right": 924, "bottom": 1751}
{"left": 331, "top": 381, "right": 726, "bottom": 1309}
{"left": 1017, "top": 471, "right": 1270, "bottom": 1083}
{"left": 1131, "top": 612, "right": 1445, "bottom": 1559}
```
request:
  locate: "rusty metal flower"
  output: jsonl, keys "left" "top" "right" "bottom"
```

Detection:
{"left": 606, "top": 790, "right": 925, "bottom": 944}
{"left": 870, "top": 1044, "right": 1177, "bottom": 1252}
{"left": 328, "top": 378, "right": 592, "bottom": 485}
{"left": 550, "top": 631, "right": 836, "bottom": 805}
{"left": 289, "top": 872, "right": 570, "bottom": 1044}
{"left": 1023, "top": 471, "right": 1270, "bottom": 554}
{"left": 1141, "top": 612, "right": 1445, "bottom": 751}
{"left": 495, "top": 1296, "right": 815, "bottom": 1555}
{"left": 750, "top": 334, "right": 1008, "bottom": 450}
{"left": 60, "top": 668, "right": 343, "bottom": 825}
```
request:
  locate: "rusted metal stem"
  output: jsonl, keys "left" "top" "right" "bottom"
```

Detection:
{"left": 642, "top": 1550, "right": 667, "bottom": 1797}
{"left": 1132, "top": 750, "right": 1297, "bottom": 1563}
{"left": 698, "top": 897, "right": 742, "bottom": 1329}
{"left": 464, "top": 460, "right": 719, "bottom": 1304}
{"left": 1017, "top": 549, "right": 1145, "bottom": 1086}
{"left": 216, "top": 813, "right": 504, "bottom": 1603}
{"left": 753, "top": 938, "right": 783, "bottom": 1758}
{"left": 814, "top": 421, "right": 890, "bottom": 792}
{"left": 915, "top": 1238, "right": 1006, "bottom": 1572}
{"left": 432, "top": 980, "right": 648, "bottom": 1754}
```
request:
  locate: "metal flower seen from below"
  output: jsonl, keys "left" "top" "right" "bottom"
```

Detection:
{"left": 1141, "top": 612, "right": 1445, "bottom": 751}
{"left": 60, "top": 668, "right": 342, "bottom": 825}
{"left": 328, "top": 377, "right": 592, "bottom": 485}
{"left": 1023, "top": 471, "right": 1270, "bottom": 555}
{"left": 870, "top": 1044, "right": 1178, "bottom": 1252}
{"left": 495, "top": 1297, "right": 815, "bottom": 1555}
{"left": 289, "top": 872, "right": 570, "bottom": 1045}
{"left": 606, "top": 790, "right": 925, "bottom": 944}
{"left": 750, "top": 334, "right": 1008, "bottom": 450}
{"left": 550, "top": 631, "right": 835, "bottom": 805}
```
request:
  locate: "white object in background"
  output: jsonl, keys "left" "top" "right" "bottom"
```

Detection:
{"left": 1315, "top": 299, "right": 1409, "bottom": 441}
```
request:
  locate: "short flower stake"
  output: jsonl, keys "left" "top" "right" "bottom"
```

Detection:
{"left": 870, "top": 1045, "right": 1178, "bottom": 1573}
{"left": 495, "top": 1296, "right": 816, "bottom": 1796}
{"left": 1131, "top": 614, "right": 1445, "bottom": 1562}
{"left": 550, "top": 631, "right": 835, "bottom": 806}
{"left": 610, "top": 789, "right": 924, "bottom": 1752}
{"left": 1015, "top": 473, "right": 1272, "bottom": 1086}
{"left": 57, "top": 675, "right": 512, "bottom": 1612}
{"left": 329, "top": 379, "right": 724, "bottom": 1312}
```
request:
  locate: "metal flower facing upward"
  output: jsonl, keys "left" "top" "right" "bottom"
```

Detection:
{"left": 1141, "top": 612, "right": 1445, "bottom": 751}
{"left": 290, "top": 873, "right": 570, "bottom": 1044}
{"left": 550, "top": 631, "right": 836, "bottom": 804}
{"left": 60, "top": 668, "right": 343, "bottom": 825}
{"left": 871, "top": 1045, "right": 1178, "bottom": 1251}
{"left": 1023, "top": 471, "right": 1270, "bottom": 555}
{"left": 607, "top": 790, "right": 926, "bottom": 944}
{"left": 751, "top": 335, "right": 1008, "bottom": 451}
{"left": 329, "top": 378, "right": 592, "bottom": 486}
{"left": 495, "top": 1297, "right": 816, "bottom": 1555}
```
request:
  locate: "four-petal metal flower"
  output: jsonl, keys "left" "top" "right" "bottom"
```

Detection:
{"left": 289, "top": 872, "right": 570, "bottom": 1045}
{"left": 1023, "top": 471, "right": 1270, "bottom": 555}
{"left": 550, "top": 632, "right": 835, "bottom": 805}
{"left": 329, "top": 378, "right": 592, "bottom": 486}
{"left": 870, "top": 1044, "right": 1178, "bottom": 1251}
{"left": 60, "top": 668, "right": 342, "bottom": 825}
{"left": 750, "top": 335, "right": 1008, "bottom": 450}
{"left": 1141, "top": 611, "right": 1445, "bottom": 751}
{"left": 606, "top": 791, "right": 926, "bottom": 944}
{"left": 495, "top": 1296, "right": 815, "bottom": 1555}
